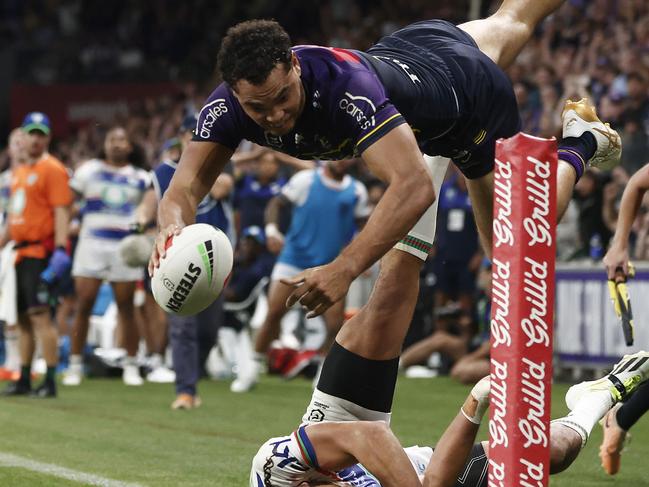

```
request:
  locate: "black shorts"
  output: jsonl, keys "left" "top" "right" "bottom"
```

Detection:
{"left": 366, "top": 20, "right": 522, "bottom": 179}
{"left": 16, "top": 257, "right": 50, "bottom": 313}
{"left": 450, "top": 443, "right": 488, "bottom": 487}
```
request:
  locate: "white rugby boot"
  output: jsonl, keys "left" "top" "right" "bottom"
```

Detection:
{"left": 562, "top": 97, "right": 622, "bottom": 170}
{"left": 566, "top": 351, "right": 649, "bottom": 410}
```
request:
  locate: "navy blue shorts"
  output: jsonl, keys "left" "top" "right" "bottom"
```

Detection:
{"left": 367, "top": 20, "right": 522, "bottom": 179}
{"left": 433, "top": 257, "right": 476, "bottom": 297}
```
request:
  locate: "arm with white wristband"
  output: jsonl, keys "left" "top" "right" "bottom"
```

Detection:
{"left": 264, "top": 195, "right": 288, "bottom": 255}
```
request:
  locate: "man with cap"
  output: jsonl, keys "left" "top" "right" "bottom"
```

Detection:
{"left": 137, "top": 113, "right": 235, "bottom": 408}
{"left": 2, "top": 112, "right": 72, "bottom": 398}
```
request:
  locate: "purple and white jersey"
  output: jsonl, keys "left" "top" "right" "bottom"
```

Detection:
{"left": 250, "top": 426, "right": 432, "bottom": 486}
{"left": 194, "top": 46, "right": 406, "bottom": 159}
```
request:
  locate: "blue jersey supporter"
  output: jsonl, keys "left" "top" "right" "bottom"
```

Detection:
{"left": 152, "top": 159, "right": 233, "bottom": 240}
{"left": 233, "top": 151, "right": 287, "bottom": 232}
{"left": 234, "top": 160, "right": 370, "bottom": 392}
{"left": 276, "top": 166, "right": 367, "bottom": 271}
{"left": 432, "top": 168, "right": 480, "bottom": 313}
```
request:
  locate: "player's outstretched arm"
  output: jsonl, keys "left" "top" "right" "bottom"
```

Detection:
{"left": 282, "top": 125, "right": 434, "bottom": 317}
{"left": 305, "top": 421, "right": 422, "bottom": 487}
{"left": 149, "top": 140, "right": 232, "bottom": 275}
{"left": 423, "top": 377, "right": 490, "bottom": 487}
{"left": 604, "top": 164, "right": 649, "bottom": 279}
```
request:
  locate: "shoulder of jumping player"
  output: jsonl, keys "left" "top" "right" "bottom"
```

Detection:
{"left": 192, "top": 82, "right": 257, "bottom": 150}
{"left": 296, "top": 46, "right": 407, "bottom": 156}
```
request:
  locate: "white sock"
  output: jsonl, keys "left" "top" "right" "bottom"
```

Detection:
{"left": 4, "top": 326, "right": 20, "bottom": 372}
{"left": 149, "top": 353, "right": 163, "bottom": 369}
{"left": 552, "top": 390, "right": 613, "bottom": 447}
{"left": 123, "top": 356, "right": 137, "bottom": 368}
{"left": 68, "top": 354, "right": 83, "bottom": 370}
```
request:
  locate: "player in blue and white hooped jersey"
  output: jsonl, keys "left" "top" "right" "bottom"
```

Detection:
{"left": 64, "top": 127, "right": 150, "bottom": 387}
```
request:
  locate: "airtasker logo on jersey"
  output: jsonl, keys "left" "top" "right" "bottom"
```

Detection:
{"left": 198, "top": 98, "right": 228, "bottom": 138}
{"left": 165, "top": 263, "right": 202, "bottom": 312}
{"left": 339, "top": 92, "right": 376, "bottom": 130}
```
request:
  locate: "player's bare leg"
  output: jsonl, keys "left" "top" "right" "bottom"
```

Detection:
{"left": 400, "top": 331, "right": 467, "bottom": 369}
{"left": 550, "top": 351, "right": 649, "bottom": 473}
{"left": 336, "top": 249, "right": 423, "bottom": 360}
{"left": 111, "top": 281, "right": 143, "bottom": 386}
{"left": 459, "top": 0, "right": 566, "bottom": 70}
{"left": 253, "top": 280, "right": 293, "bottom": 355}
{"left": 467, "top": 97, "right": 621, "bottom": 258}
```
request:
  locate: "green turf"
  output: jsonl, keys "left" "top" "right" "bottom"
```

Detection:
{"left": 0, "top": 376, "right": 647, "bottom": 486}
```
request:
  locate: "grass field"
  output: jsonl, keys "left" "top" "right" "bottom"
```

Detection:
{"left": 0, "top": 376, "right": 647, "bottom": 486}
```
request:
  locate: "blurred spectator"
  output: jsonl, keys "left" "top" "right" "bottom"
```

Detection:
{"left": 431, "top": 167, "right": 481, "bottom": 316}
{"left": 400, "top": 259, "right": 492, "bottom": 385}
{"left": 64, "top": 127, "right": 149, "bottom": 387}
{"left": 149, "top": 116, "right": 234, "bottom": 409}
{"left": 232, "top": 149, "right": 287, "bottom": 236}
{"left": 2, "top": 112, "right": 72, "bottom": 398}
{"left": 243, "top": 160, "right": 369, "bottom": 393}
{"left": 573, "top": 170, "right": 612, "bottom": 257}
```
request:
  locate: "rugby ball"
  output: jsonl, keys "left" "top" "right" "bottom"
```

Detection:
{"left": 151, "top": 223, "right": 233, "bottom": 316}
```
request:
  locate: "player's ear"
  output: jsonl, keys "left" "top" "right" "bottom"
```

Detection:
{"left": 291, "top": 51, "right": 301, "bottom": 76}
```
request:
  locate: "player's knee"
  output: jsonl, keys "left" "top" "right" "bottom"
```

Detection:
{"left": 549, "top": 432, "right": 580, "bottom": 474}
{"left": 450, "top": 363, "right": 473, "bottom": 384}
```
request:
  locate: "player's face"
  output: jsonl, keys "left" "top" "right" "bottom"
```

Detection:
{"left": 104, "top": 128, "right": 132, "bottom": 163}
{"left": 233, "top": 54, "right": 305, "bottom": 136}
{"left": 8, "top": 130, "right": 27, "bottom": 165}
{"left": 25, "top": 130, "right": 49, "bottom": 159}
{"left": 257, "top": 153, "right": 280, "bottom": 179}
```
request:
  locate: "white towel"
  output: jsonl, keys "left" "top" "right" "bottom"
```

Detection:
{"left": 0, "top": 243, "right": 18, "bottom": 326}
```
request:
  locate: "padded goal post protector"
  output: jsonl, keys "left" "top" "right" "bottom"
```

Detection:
{"left": 488, "top": 133, "right": 557, "bottom": 487}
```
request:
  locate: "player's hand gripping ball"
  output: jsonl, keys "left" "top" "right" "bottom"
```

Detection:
{"left": 151, "top": 223, "right": 233, "bottom": 316}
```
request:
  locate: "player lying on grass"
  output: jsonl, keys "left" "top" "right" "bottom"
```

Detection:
{"left": 599, "top": 162, "right": 649, "bottom": 475}
{"left": 250, "top": 262, "right": 649, "bottom": 486}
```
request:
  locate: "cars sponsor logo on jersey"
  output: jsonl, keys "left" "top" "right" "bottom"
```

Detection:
{"left": 339, "top": 92, "right": 376, "bottom": 130}
{"left": 198, "top": 98, "right": 228, "bottom": 138}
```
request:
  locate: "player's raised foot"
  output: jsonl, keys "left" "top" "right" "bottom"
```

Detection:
{"left": 562, "top": 98, "right": 621, "bottom": 170}
{"left": 599, "top": 403, "right": 629, "bottom": 475}
{"left": 566, "top": 351, "right": 649, "bottom": 410}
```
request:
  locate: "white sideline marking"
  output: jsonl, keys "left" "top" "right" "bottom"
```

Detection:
{"left": 0, "top": 452, "right": 145, "bottom": 486}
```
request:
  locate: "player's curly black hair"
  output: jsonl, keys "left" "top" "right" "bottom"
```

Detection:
{"left": 217, "top": 19, "right": 292, "bottom": 88}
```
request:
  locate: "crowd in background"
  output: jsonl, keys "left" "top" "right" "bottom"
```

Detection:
{"left": 0, "top": 0, "right": 649, "bottom": 391}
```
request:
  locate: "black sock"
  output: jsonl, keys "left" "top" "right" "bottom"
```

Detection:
{"left": 616, "top": 381, "right": 649, "bottom": 431}
{"left": 20, "top": 365, "right": 31, "bottom": 385}
{"left": 558, "top": 132, "right": 597, "bottom": 181}
{"left": 45, "top": 366, "right": 57, "bottom": 384}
